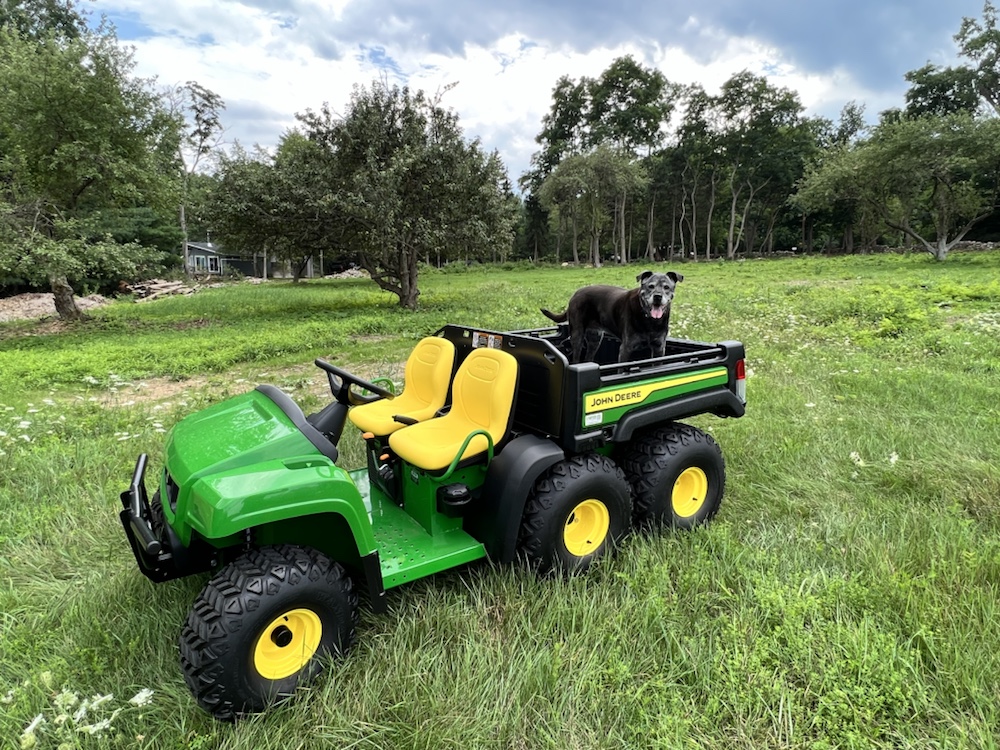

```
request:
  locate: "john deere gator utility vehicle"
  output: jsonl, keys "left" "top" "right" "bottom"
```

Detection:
{"left": 119, "top": 323, "right": 746, "bottom": 720}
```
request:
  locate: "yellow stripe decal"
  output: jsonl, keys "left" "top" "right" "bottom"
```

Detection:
{"left": 584, "top": 368, "right": 727, "bottom": 414}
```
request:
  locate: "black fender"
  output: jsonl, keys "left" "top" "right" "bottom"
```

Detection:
{"left": 466, "top": 434, "right": 565, "bottom": 563}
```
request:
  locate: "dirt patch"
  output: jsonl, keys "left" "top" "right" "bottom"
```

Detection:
{"left": 0, "top": 292, "right": 112, "bottom": 323}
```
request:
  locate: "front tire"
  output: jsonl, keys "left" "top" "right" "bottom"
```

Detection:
{"left": 621, "top": 423, "right": 726, "bottom": 530}
{"left": 518, "top": 453, "right": 632, "bottom": 574}
{"left": 178, "top": 545, "right": 357, "bottom": 721}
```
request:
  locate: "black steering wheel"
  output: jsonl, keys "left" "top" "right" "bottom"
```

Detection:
{"left": 315, "top": 359, "right": 394, "bottom": 406}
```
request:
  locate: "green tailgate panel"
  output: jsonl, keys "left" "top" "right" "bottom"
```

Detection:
{"left": 350, "top": 470, "right": 487, "bottom": 589}
{"left": 582, "top": 366, "right": 730, "bottom": 428}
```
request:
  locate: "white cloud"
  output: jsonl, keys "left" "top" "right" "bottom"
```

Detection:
{"left": 98, "top": 0, "right": 882, "bottom": 179}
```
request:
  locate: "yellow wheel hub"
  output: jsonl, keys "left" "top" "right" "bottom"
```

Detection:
{"left": 672, "top": 467, "right": 708, "bottom": 518}
{"left": 253, "top": 608, "right": 323, "bottom": 681}
{"left": 563, "top": 499, "right": 610, "bottom": 557}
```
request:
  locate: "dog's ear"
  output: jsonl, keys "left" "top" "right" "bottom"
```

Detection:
{"left": 637, "top": 270, "right": 653, "bottom": 282}
{"left": 667, "top": 271, "right": 684, "bottom": 283}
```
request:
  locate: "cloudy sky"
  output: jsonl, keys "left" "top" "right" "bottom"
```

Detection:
{"left": 90, "top": 0, "right": 985, "bottom": 181}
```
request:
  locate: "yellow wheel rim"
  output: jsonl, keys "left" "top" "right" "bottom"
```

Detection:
{"left": 253, "top": 608, "right": 323, "bottom": 681}
{"left": 563, "top": 499, "right": 611, "bottom": 557}
{"left": 672, "top": 467, "right": 708, "bottom": 518}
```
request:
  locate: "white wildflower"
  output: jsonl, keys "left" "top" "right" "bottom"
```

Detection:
{"left": 889, "top": 452, "right": 899, "bottom": 466}
{"left": 849, "top": 451, "right": 864, "bottom": 467}
{"left": 805, "top": 402, "right": 816, "bottom": 408}
{"left": 128, "top": 688, "right": 154, "bottom": 707}
{"left": 17, "top": 421, "right": 30, "bottom": 429}
{"left": 77, "top": 716, "right": 114, "bottom": 736}
{"left": 89, "top": 693, "right": 113, "bottom": 710}
{"left": 1, "top": 689, "right": 14, "bottom": 704}
{"left": 21, "top": 714, "right": 45, "bottom": 748}
{"left": 54, "top": 690, "right": 78, "bottom": 712}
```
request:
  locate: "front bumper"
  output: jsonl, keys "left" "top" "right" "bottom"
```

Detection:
{"left": 119, "top": 454, "right": 214, "bottom": 582}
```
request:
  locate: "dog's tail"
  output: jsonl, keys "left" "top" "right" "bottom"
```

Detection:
{"left": 540, "top": 307, "right": 567, "bottom": 323}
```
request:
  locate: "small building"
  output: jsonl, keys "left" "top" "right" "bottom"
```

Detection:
{"left": 185, "top": 241, "right": 256, "bottom": 277}
{"left": 185, "top": 241, "right": 324, "bottom": 279}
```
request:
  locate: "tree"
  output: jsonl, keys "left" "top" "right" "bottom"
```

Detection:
{"left": 540, "top": 148, "right": 646, "bottom": 267}
{"left": 903, "top": 64, "right": 980, "bottom": 118}
{"left": 795, "top": 114, "right": 1000, "bottom": 260}
{"left": 586, "top": 55, "right": 675, "bottom": 155}
{"left": 714, "top": 71, "right": 806, "bottom": 258}
{"left": 0, "top": 16, "right": 179, "bottom": 318}
{"left": 956, "top": 1, "right": 1000, "bottom": 115}
{"left": 165, "top": 81, "right": 225, "bottom": 276}
{"left": 298, "top": 82, "right": 515, "bottom": 308}
{"left": 0, "top": 0, "right": 86, "bottom": 39}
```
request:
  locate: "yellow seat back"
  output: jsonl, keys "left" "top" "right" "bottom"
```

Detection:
{"left": 388, "top": 348, "right": 519, "bottom": 471}
{"left": 347, "top": 337, "right": 456, "bottom": 436}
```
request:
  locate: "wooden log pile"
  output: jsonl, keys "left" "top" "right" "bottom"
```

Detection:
{"left": 119, "top": 279, "right": 196, "bottom": 302}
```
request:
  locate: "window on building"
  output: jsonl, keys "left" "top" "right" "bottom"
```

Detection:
{"left": 208, "top": 256, "right": 220, "bottom": 273}
{"left": 194, "top": 255, "right": 206, "bottom": 271}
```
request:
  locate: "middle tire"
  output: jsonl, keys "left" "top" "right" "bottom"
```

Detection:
{"left": 518, "top": 453, "right": 632, "bottom": 574}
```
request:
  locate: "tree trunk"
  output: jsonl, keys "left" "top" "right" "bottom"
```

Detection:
{"left": 705, "top": 176, "right": 717, "bottom": 261}
{"left": 646, "top": 196, "right": 656, "bottom": 261}
{"left": 591, "top": 233, "right": 602, "bottom": 267}
{"left": 50, "top": 275, "right": 84, "bottom": 321}
{"left": 619, "top": 190, "right": 626, "bottom": 264}
{"left": 180, "top": 175, "right": 191, "bottom": 279}
{"left": 669, "top": 200, "right": 677, "bottom": 262}
{"left": 690, "top": 198, "right": 699, "bottom": 262}
{"left": 726, "top": 185, "right": 741, "bottom": 260}
{"left": 400, "top": 248, "right": 420, "bottom": 309}
{"left": 572, "top": 210, "right": 580, "bottom": 265}
{"left": 678, "top": 191, "right": 688, "bottom": 259}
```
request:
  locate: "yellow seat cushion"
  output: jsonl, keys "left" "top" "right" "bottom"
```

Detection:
{"left": 347, "top": 337, "right": 456, "bottom": 436}
{"left": 389, "top": 347, "right": 518, "bottom": 471}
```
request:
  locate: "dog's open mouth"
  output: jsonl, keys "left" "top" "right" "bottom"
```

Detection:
{"left": 649, "top": 305, "right": 665, "bottom": 320}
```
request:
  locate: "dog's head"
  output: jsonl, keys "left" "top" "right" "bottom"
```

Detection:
{"left": 636, "top": 270, "right": 683, "bottom": 320}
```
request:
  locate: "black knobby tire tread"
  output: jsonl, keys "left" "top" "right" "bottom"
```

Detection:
{"left": 517, "top": 453, "right": 631, "bottom": 572}
{"left": 621, "top": 422, "right": 725, "bottom": 527}
{"left": 178, "top": 544, "right": 357, "bottom": 721}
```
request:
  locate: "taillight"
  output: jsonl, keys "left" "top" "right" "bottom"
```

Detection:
{"left": 735, "top": 359, "right": 747, "bottom": 403}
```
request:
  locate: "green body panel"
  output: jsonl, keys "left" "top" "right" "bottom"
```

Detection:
{"left": 364, "top": 468, "right": 487, "bottom": 588}
{"left": 582, "top": 366, "right": 729, "bottom": 428}
{"left": 161, "top": 390, "right": 376, "bottom": 555}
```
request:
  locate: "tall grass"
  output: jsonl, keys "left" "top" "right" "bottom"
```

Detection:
{"left": 1, "top": 251, "right": 999, "bottom": 748}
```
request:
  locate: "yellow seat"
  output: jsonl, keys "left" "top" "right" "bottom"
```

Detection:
{"left": 388, "top": 348, "right": 519, "bottom": 471}
{"left": 347, "top": 337, "right": 456, "bottom": 436}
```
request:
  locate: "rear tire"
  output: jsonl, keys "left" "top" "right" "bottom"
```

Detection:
{"left": 178, "top": 544, "right": 357, "bottom": 721}
{"left": 518, "top": 453, "right": 632, "bottom": 574}
{"left": 621, "top": 423, "right": 725, "bottom": 530}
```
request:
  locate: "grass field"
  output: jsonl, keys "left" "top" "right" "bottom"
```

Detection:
{"left": 1, "top": 252, "right": 999, "bottom": 749}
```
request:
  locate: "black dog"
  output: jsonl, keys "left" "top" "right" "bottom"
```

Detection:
{"left": 541, "top": 270, "right": 683, "bottom": 363}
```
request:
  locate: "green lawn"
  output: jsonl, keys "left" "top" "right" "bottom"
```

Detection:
{"left": 1, "top": 252, "right": 999, "bottom": 749}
